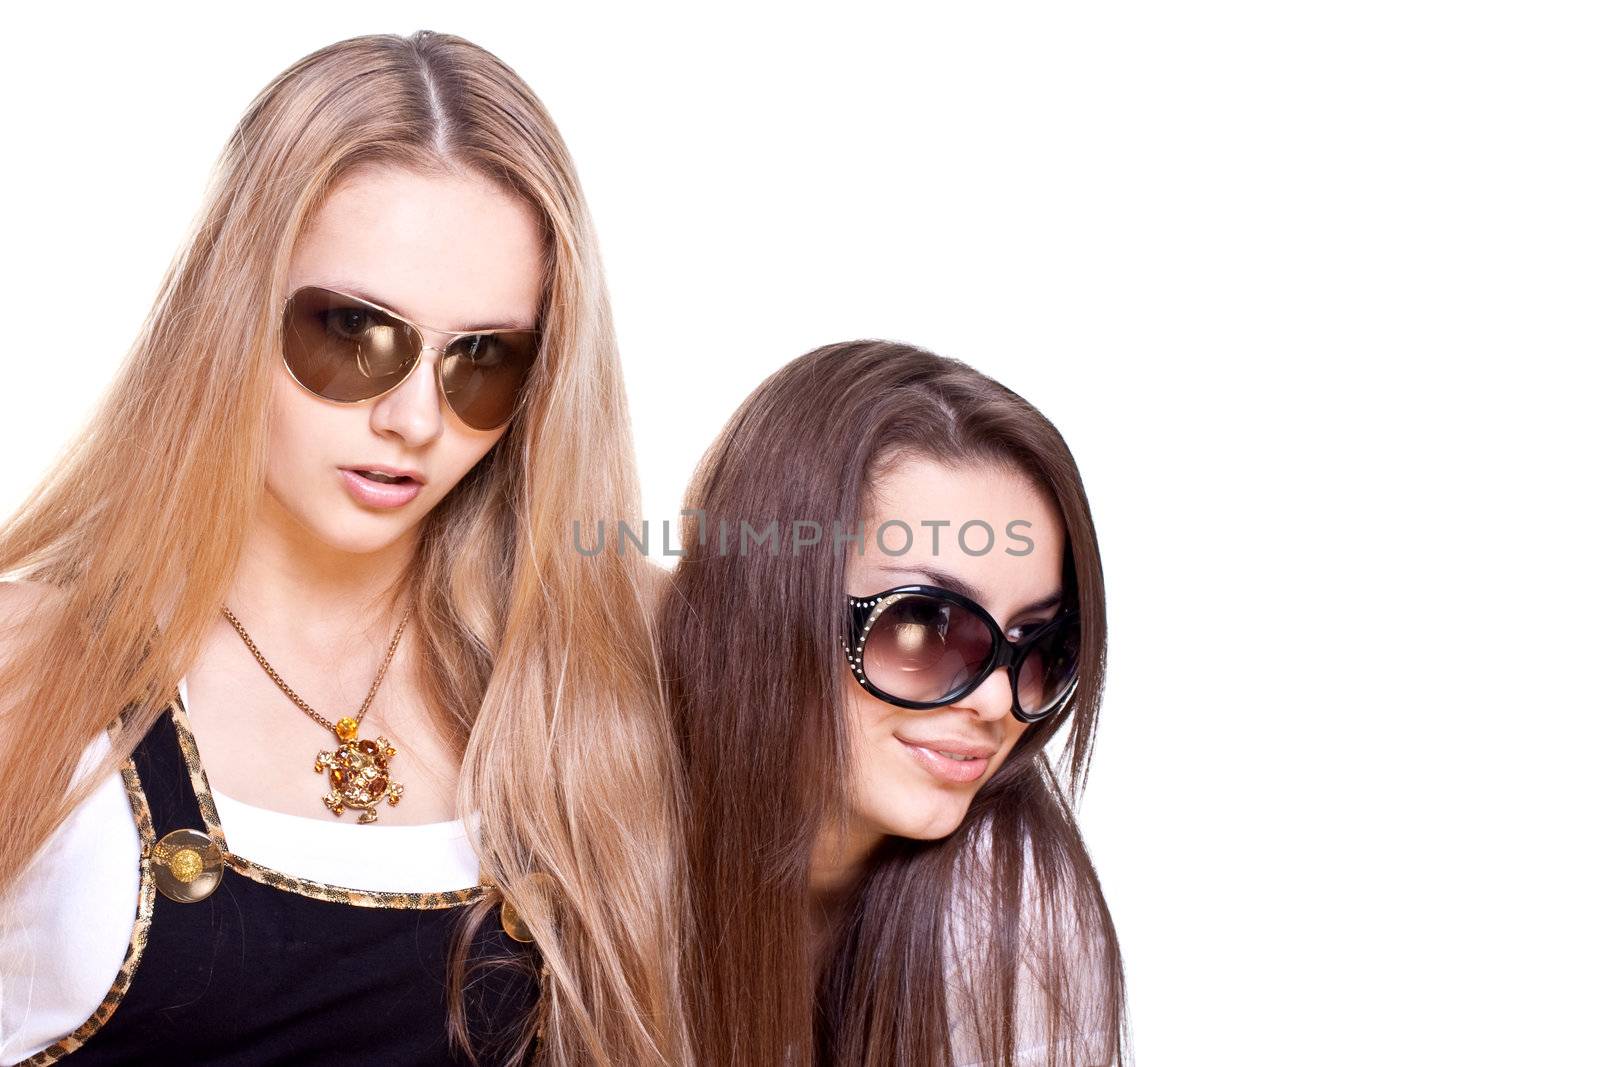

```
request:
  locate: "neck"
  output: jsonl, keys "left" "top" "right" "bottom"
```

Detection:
{"left": 806, "top": 818, "right": 883, "bottom": 968}
{"left": 223, "top": 491, "right": 417, "bottom": 660}
{"left": 809, "top": 817, "right": 882, "bottom": 902}
{"left": 810, "top": 830, "right": 867, "bottom": 894}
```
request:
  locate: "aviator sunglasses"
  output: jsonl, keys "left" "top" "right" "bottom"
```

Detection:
{"left": 843, "top": 584, "right": 1081, "bottom": 724}
{"left": 281, "top": 285, "right": 543, "bottom": 431}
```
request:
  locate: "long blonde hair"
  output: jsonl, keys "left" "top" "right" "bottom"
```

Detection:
{"left": 0, "top": 31, "right": 688, "bottom": 1067}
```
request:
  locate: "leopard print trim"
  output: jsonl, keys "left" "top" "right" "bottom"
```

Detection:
{"left": 222, "top": 853, "right": 489, "bottom": 908}
{"left": 535, "top": 958, "right": 553, "bottom": 1044}
{"left": 166, "top": 692, "right": 490, "bottom": 910}
{"left": 17, "top": 760, "right": 158, "bottom": 1065}
{"left": 165, "top": 693, "right": 228, "bottom": 847}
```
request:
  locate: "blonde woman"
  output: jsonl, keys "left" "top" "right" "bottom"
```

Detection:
{"left": 0, "top": 32, "right": 685, "bottom": 1067}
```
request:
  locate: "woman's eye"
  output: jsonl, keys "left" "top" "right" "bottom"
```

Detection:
{"left": 1006, "top": 620, "right": 1047, "bottom": 642}
{"left": 455, "top": 335, "right": 506, "bottom": 367}
{"left": 903, "top": 601, "right": 950, "bottom": 627}
{"left": 320, "top": 307, "right": 375, "bottom": 340}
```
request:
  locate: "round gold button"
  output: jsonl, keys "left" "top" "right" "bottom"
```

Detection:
{"left": 500, "top": 898, "right": 534, "bottom": 943}
{"left": 152, "top": 828, "right": 224, "bottom": 903}
{"left": 499, "top": 872, "right": 556, "bottom": 943}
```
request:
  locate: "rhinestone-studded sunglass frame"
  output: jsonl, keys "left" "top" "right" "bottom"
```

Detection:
{"left": 842, "top": 583, "right": 1080, "bottom": 725}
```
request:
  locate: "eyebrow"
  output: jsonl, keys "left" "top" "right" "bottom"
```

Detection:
{"left": 876, "top": 564, "right": 1063, "bottom": 620}
{"left": 316, "top": 282, "right": 535, "bottom": 333}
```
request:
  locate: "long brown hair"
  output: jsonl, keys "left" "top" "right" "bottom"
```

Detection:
{"left": 0, "top": 32, "right": 688, "bottom": 1067}
{"left": 660, "top": 341, "right": 1128, "bottom": 1066}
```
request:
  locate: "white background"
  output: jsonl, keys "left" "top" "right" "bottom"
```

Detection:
{"left": 2, "top": 4, "right": 1594, "bottom": 1064}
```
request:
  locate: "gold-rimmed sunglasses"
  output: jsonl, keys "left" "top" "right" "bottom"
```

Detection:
{"left": 280, "top": 285, "right": 542, "bottom": 431}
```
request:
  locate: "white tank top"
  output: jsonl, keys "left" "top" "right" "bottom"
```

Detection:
{"left": 0, "top": 677, "right": 482, "bottom": 1065}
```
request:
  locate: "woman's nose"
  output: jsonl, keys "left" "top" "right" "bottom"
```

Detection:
{"left": 369, "top": 344, "right": 446, "bottom": 443}
{"left": 956, "top": 667, "right": 1015, "bottom": 722}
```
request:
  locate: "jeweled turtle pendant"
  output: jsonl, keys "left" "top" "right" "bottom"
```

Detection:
{"left": 313, "top": 715, "right": 404, "bottom": 824}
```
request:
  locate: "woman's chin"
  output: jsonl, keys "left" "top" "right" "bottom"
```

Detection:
{"left": 303, "top": 515, "right": 415, "bottom": 556}
{"left": 294, "top": 524, "right": 409, "bottom": 561}
{"left": 875, "top": 796, "right": 973, "bottom": 843}
{"left": 265, "top": 487, "right": 419, "bottom": 556}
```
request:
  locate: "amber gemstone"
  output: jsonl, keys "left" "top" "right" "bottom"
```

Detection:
{"left": 335, "top": 717, "right": 359, "bottom": 742}
{"left": 370, "top": 776, "right": 387, "bottom": 793}
{"left": 330, "top": 767, "right": 347, "bottom": 786}
{"left": 358, "top": 739, "right": 379, "bottom": 756}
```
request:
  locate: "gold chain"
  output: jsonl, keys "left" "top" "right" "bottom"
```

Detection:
{"left": 220, "top": 604, "right": 411, "bottom": 735}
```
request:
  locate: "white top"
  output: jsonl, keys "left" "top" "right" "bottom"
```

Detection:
{"left": 777, "top": 824, "right": 1117, "bottom": 1067}
{"left": 0, "top": 676, "right": 483, "bottom": 1065}
{"left": 945, "top": 825, "right": 1117, "bottom": 1067}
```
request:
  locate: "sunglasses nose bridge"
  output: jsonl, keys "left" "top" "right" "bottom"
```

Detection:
{"left": 407, "top": 308, "right": 464, "bottom": 355}
{"left": 412, "top": 340, "right": 453, "bottom": 377}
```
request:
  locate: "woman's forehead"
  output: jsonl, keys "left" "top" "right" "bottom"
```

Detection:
{"left": 288, "top": 167, "right": 543, "bottom": 335}
{"left": 851, "top": 458, "right": 1066, "bottom": 618}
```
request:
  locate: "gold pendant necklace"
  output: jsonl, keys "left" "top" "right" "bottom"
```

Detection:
{"left": 221, "top": 603, "right": 411, "bottom": 824}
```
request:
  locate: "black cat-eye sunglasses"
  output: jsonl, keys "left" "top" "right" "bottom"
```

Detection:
{"left": 841, "top": 584, "right": 1080, "bottom": 724}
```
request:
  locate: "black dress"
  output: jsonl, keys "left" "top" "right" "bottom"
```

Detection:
{"left": 20, "top": 691, "right": 543, "bottom": 1066}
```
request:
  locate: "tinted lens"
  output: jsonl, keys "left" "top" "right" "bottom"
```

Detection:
{"left": 282, "top": 287, "right": 420, "bottom": 402}
{"left": 860, "top": 594, "right": 995, "bottom": 704}
{"left": 1015, "top": 615, "right": 1080, "bottom": 716}
{"left": 440, "top": 330, "right": 539, "bottom": 430}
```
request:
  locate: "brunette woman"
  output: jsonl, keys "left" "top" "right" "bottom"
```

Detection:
{"left": 660, "top": 341, "right": 1128, "bottom": 1066}
{"left": 0, "top": 32, "right": 686, "bottom": 1067}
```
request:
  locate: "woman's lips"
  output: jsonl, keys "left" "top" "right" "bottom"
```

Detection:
{"left": 895, "top": 735, "right": 995, "bottom": 785}
{"left": 339, "top": 467, "right": 422, "bottom": 508}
